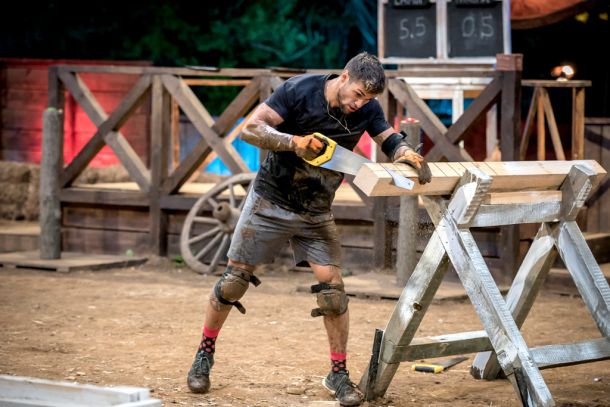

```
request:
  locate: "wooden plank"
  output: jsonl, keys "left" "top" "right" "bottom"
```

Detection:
{"left": 60, "top": 75, "right": 152, "bottom": 187}
{"left": 63, "top": 206, "right": 149, "bottom": 232}
{"left": 540, "top": 88, "right": 566, "bottom": 160}
{"left": 149, "top": 76, "right": 169, "bottom": 255}
{"left": 161, "top": 75, "right": 248, "bottom": 174}
{"left": 537, "top": 91, "right": 546, "bottom": 160}
{"left": 0, "top": 374, "right": 160, "bottom": 406}
{"left": 499, "top": 67, "right": 521, "bottom": 161}
{"left": 388, "top": 331, "right": 492, "bottom": 362}
{"left": 520, "top": 87, "right": 539, "bottom": 159}
{"left": 601, "top": 124, "right": 610, "bottom": 233}
{"left": 522, "top": 79, "right": 592, "bottom": 88}
{"left": 531, "top": 338, "right": 610, "bottom": 369}
{"left": 359, "top": 231, "right": 450, "bottom": 400}
{"left": 471, "top": 202, "right": 561, "bottom": 227}
{"left": 471, "top": 223, "right": 558, "bottom": 380}
{"left": 387, "top": 79, "right": 468, "bottom": 162}
{"left": 60, "top": 188, "right": 148, "bottom": 207}
{"left": 211, "top": 77, "right": 260, "bottom": 135}
{"left": 572, "top": 87, "right": 586, "bottom": 159}
{"left": 0, "top": 251, "right": 147, "bottom": 273}
{"left": 183, "top": 79, "right": 251, "bottom": 86}
{"left": 104, "top": 132, "right": 151, "bottom": 192}
{"left": 353, "top": 160, "right": 607, "bottom": 197}
{"left": 556, "top": 221, "right": 610, "bottom": 336}
{"left": 58, "top": 69, "right": 107, "bottom": 125}
{"left": 427, "top": 78, "right": 501, "bottom": 162}
{"left": 62, "top": 227, "right": 149, "bottom": 255}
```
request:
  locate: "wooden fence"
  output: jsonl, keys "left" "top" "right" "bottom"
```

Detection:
{"left": 45, "top": 55, "right": 529, "bottom": 278}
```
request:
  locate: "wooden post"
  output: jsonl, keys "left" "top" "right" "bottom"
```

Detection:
{"left": 40, "top": 107, "right": 63, "bottom": 259}
{"left": 497, "top": 54, "right": 522, "bottom": 285}
{"left": 373, "top": 86, "right": 396, "bottom": 270}
{"left": 149, "top": 75, "right": 169, "bottom": 255}
{"left": 572, "top": 87, "right": 585, "bottom": 159}
{"left": 396, "top": 119, "right": 420, "bottom": 285}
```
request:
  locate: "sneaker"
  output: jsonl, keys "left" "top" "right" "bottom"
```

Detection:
{"left": 187, "top": 351, "right": 214, "bottom": 393}
{"left": 323, "top": 371, "right": 363, "bottom": 406}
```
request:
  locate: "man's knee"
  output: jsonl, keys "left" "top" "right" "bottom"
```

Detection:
{"left": 310, "top": 283, "right": 349, "bottom": 318}
{"left": 211, "top": 265, "right": 261, "bottom": 314}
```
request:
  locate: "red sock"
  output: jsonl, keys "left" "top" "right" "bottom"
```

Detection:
{"left": 198, "top": 326, "right": 220, "bottom": 354}
{"left": 330, "top": 351, "right": 348, "bottom": 374}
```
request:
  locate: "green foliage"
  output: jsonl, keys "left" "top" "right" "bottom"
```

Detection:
{"left": 1, "top": 0, "right": 377, "bottom": 112}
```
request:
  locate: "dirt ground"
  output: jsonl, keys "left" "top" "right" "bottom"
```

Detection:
{"left": 1, "top": 259, "right": 609, "bottom": 407}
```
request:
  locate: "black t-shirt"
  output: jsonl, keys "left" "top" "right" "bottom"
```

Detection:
{"left": 253, "top": 73, "right": 390, "bottom": 214}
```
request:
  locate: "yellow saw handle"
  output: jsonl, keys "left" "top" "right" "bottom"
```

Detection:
{"left": 303, "top": 133, "right": 336, "bottom": 166}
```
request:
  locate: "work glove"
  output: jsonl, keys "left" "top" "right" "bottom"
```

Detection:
{"left": 394, "top": 143, "right": 432, "bottom": 185}
{"left": 293, "top": 134, "right": 325, "bottom": 161}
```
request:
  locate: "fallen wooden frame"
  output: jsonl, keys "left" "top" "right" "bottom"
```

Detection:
{"left": 357, "top": 160, "right": 609, "bottom": 406}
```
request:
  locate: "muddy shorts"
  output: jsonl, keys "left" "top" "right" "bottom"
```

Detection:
{"left": 227, "top": 190, "right": 342, "bottom": 267}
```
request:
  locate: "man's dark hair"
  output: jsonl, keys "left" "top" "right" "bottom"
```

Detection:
{"left": 344, "top": 52, "right": 386, "bottom": 95}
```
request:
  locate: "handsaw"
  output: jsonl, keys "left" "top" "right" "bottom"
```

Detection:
{"left": 303, "top": 133, "right": 415, "bottom": 190}
{"left": 411, "top": 356, "right": 469, "bottom": 373}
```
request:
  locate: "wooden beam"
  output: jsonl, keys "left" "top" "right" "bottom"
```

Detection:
{"left": 161, "top": 75, "right": 249, "bottom": 174}
{"left": 532, "top": 338, "right": 610, "bottom": 369}
{"left": 572, "top": 87, "right": 586, "bottom": 159}
{"left": 426, "top": 77, "right": 502, "bottom": 162}
{"left": 471, "top": 223, "right": 558, "bottom": 380}
{"left": 40, "top": 108, "right": 63, "bottom": 260}
{"left": 387, "top": 79, "right": 468, "bottom": 162}
{"left": 60, "top": 75, "right": 152, "bottom": 187}
{"left": 212, "top": 77, "right": 261, "bottom": 136}
{"left": 149, "top": 76, "right": 169, "bottom": 255}
{"left": 353, "top": 161, "right": 607, "bottom": 197}
{"left": 540, "top": 88, "right": 566, "bottom": 160}
{"left": 556, "top": 221, "right": 610, "bottom": 337}
{"left": 104, "top": 132, "right": 151, "bottom": 193}
{"left": 359, "top": 231, "right": 450, "bottom": 399}
{"left": 520, "top": 87, "right": 539, "bottom": 160}
{"left": 387, "top": 331, "right": 492, "bottom": 363}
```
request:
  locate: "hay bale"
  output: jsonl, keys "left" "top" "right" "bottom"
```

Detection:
{"left": 0, "top": 183, "right": 29, "bottom": 205}
{"left": 0, "top": 203, "right": 22, "bottom": 220}
{"left": 24, "top": 164, "right": 40, "bottom": 220}
{"left": 0, "top": 161, "right": 31, "bottom": 183}
{"left": 75, "top": 165, "right": 130, "bottom": 184}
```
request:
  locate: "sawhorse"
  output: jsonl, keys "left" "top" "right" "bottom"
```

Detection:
{"left": 354, "top": 160, "right": 609, "bottom": 406}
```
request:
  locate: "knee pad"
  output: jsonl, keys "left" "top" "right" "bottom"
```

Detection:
{"left": 310, "top": 283, "right": 349, "bottom": 317}
{"left": 213, "top": 265, "right": 261, "bottom": 314}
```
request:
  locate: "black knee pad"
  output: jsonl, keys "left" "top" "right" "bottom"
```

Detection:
{"left": 213, "top": 265, "right": 261, "bottom": 314}
{"left": 310, "top": 283, "right": 349, "bottom": 317}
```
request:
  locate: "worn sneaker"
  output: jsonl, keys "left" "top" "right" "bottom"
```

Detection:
{"left": 187, "top": 351, "right": 214, "bottom": 393}
{"left": 323, "top": 371, "right": 363, "bottom": 406}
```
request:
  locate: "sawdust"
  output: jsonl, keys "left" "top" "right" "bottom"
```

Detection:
{"left": 0, "top": 261, "right": 608, "bottom": 406}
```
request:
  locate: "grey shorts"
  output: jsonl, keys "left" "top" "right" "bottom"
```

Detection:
{"left": 227, "top": 190, "right": 342, "bottom": 267}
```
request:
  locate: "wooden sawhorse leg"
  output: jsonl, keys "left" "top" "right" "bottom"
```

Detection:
{"left": 472, "top": 165, "right": 610, "bottom": 380}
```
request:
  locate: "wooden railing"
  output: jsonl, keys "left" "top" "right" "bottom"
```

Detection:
{"left": 45, "top": 57, "right": 523, "bottom": 265}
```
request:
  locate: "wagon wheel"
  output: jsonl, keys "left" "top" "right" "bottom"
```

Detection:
{"left": 180, "top": 172, "right": 257, "bottom": 275}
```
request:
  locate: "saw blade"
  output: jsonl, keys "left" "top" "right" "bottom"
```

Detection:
{"left": 319, "top": 144, "right": 371, "bottom": 176}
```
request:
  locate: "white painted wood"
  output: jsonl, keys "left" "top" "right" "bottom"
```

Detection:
{"left": 0, "top": 375, "right": 161, "bottom": 407}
